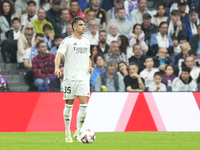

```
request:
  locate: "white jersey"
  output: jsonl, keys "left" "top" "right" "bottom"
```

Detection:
{"left": 149, "top": 82, "right": 167, "bottom": 92}
{"left": 57, "top": 35, "right": 91, "bottom": 81}
{"left": 140, "top": 68, "right": 159, "bottom": 87}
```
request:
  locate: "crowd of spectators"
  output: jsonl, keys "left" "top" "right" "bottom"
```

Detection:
{"left": 1, "top": 0, "right": 200, "bottom": 92}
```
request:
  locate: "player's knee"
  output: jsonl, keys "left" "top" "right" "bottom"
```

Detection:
{"left": 65, "top": 100, "right": 74, "bottom": 105}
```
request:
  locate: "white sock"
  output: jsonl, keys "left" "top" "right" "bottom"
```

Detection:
{"left": 76, "top": 104, "right": 87, "bottom": 133}
{"left": 63, "top": 104, "right": 73, "bottom": 133}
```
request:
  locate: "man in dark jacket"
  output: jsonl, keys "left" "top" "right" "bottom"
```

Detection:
{"left": 46, "top": 0, "right": 61, "bottom": 34}
{"left": 129, "top": 44, "right": 146, "bottom": 74}
{"left": 56, "top": 8, "right": 70, "bottom": 34}
{"left": 97, "top": 30, "right": 109, "bottom": 54}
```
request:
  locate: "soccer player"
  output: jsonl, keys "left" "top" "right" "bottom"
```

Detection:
{"left": 54, "top": 17, "right": 93, "bottom": 143}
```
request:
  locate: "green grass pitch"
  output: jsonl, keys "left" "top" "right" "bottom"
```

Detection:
{"left": 0, "top": 132, "right": 200, "bottom": 150}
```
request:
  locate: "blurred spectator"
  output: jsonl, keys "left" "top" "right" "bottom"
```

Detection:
{"left": 21, "top": 1, "right": 38, "bottom": 26}
{"left": 172, "top": 36, "right": 181, "bottom": 56}
{"left": 50, "top": 35, "right": 63, "bottom": 55}
{"left": 0, "top": 65, "right": 9, "bottom": 92}
{"left": 189, "top": 24, "right": 200, "bottom": 59}
{"left": 62, "top": 22, "right": 73, "bottom": 38}
{"left": 150, "top": 22, "right": 174, "bottom": 56}
{"left": 85, "top": 10, "right": 99, "bottom": 32}
{"left": 56, "top": 9, "right": 70, "bottom": 34}
{"left": 168, "top": 10, "right": 187, "bottom": 43}
{"left": 197, "top": 72, "right": 200, "bottom": 91}
{"left": 175, "top": 43, "right": 191, "bottom": 69}
{"left": 38, "top": 0, "right": 51, "bottom": 11}
{"left": 69, "top": 0, "right": 86, "bottom": 21}
{"left": 141, "top": 13, "right": 158, "bottom": 45}
{"left": 124, "top": 0, "right": 138, "bottom": 21}
{"left": 149, "top": 72, "right": 167, "bottom": 92}
{"left": 33, "top": 8, "right": 55, "bottom": 35}
{"left": 152, "top": 4, "right": 168, "bottom": 26}
{"left": 95, "top": 59, "right": 125, "bottom": 92}
{"left": 17, "top": 22, "right": 36, "bottom": 63}
{"left": 129, "top": 24, "right": 148, "bottom": 55}
{"left": 185, "top": 9, "right": 200, "bottom": 40}
{"left": 118, "top": 35, "right": 133, "bottom": 59}
{"left": 124, "top": 62, "right": 145, "bottom": 92}
{"left": 154, "top": 48, "right": 173, "bottom": 72}
{"left": 170, "top": 0, "right": 189, "bottom": 14}
{"left": 78, "top": 0, "right": 90, "bottom": 11}
{"left": 97, "top": 30, "right": 109, "bottom": 54}
{"left": 131, "top": 0, "right": 152, "bottom": 25}
{"left": 84, "top": 0, "right": 106, "bottom": 30}
{"left": 140, "top": 57, "right": 159, "bottom": 88}
{"left": 101, "top": 0, "right": 114, "bottom": 11}
{"left": 46, "top": 0, "right": 61, "bottom": 34}
{"left": 161, "top": 65, "right": 177, "bottom": 91}
{"left": 49, "top": 65, "right": 64, "bottom": 92}
{"left": 0, "top": 0, "right": 19, "bottom": 42}
{"left": 15, "top": 0, "right": 28, "bottom": 15}
{"left": 104, "top": 41, "right": 129, "bottom": 66}
{"left": 172, "top": 66, "right": 197, "bottom": 91}
{"left": 107, "top": 8, "right": 132, "bottom": 37}
{"left": 23, "top": 33, "right": 44, "bottom": 69}
{"left": 33, "top": 41, "right": 55, "bottom": 91}
{"left": 106, "top": 0, "right": 125, "bottom": 23}
{"left": 1, "top": 18, "right": 21, "bottom": 63}
{"left": 90, "top": 54, "right": 106, "bottom": 88}
{"left": 106, "top": 24, "right": 120, "bottom": 46}
{"left": 117, "top": 61, "right": 129, "bottom": 79}
{"left": 178, "top": 0, "right": 189, "bottom": 23}
{"left": 83, "top": 20, "right": 99, "bottom": 45}
{"left": 188, "top": 50, "right": 200, "bottom": 67}
{"left": 90, "top": 45, "right": 98, "bottom": 67}
{"left": 154, "top": 0, "right": 173, "bottom": 8}
{"left": 43, "top": 24, "right": 54, "bottom": 50}
{"left": 129, "top": 44, "right": 146, "bottom": 73}
{"left": 178, "top": 56, "right": 200, "bottom": 81}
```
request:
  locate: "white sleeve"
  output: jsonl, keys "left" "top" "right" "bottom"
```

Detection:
{"left": 57, "top": 38, "right": 69, "bottom": 55}
{"left": 172, "top": 78, "right": 179, "bottom": 91}
{"left": 191, "top": 81, "right": 198, "bottom": 92}
{"left": 148, "top": 84, "right": 155, "bottom": 92}
{"left": 23, "top": 49, "right": 30, "bottom": 60}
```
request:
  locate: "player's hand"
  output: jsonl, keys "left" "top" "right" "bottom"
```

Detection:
{"left": 88, "top": 67, "right": 94, "bottom": 74}
{"left": 54, "top": 68, "right": 61, "bottom": 77}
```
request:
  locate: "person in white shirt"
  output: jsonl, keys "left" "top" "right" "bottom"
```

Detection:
{"left": 83, "top": 19, "right": 99, "bottom": 45}
{"left": 21, "top": 1, "right": 38, "bottom": 26}
{"left": 107, "top": 8, "right": 133, "bottom": 37}
{"left": 149, "top": 72, "right": 167, "bottom": 92}
{"left": 54, "top": 17, "right": 93, "bottom": 143}
{"left": 140, "top": 57, "right": 159, "bottom": 88}
{"left": 179, "top": 56, "right": 200, "bottom": 81}
{"left": 106, "top": 24, "right": 120, "bottom": 46}
{"left": 130, "top": 0, "right": 152, "bottom": 26}
{"left": 172, "top": 66, "right": 197, "bottom": 91}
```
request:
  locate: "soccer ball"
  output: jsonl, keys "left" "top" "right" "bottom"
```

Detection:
{"left": 80, "top": 129, "right": 96, "bottom": 143}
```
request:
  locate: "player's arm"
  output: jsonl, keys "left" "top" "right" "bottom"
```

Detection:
{"left": 54, "top": 52, "right": 63, "bottom": 77}
{"left": 88, "top": 57, "right": 94, "bottom": 74}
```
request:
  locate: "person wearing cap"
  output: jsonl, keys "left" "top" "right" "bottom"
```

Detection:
{"left": 46, "top": 0, "right": 61, "bottom": 34}
{"left": 21, "top": 0, "right": 38, "bottom": 26}
{"left": 130, "top": 0, "right": 152, "bottom": 26}
{"left": 141, "top": 13, "right": 158, "bottom": 46}
{"left": 150, "top": 22, "right": 174, "bottom": 56}
{"left": 14, "top": 0, "right": 29, "bottom": 15}
{"left": 69, "top": 0, "right": 86, "bottom": 21}
{"left": 177, "top": 0, "right": 189, "bottom": 23}
{"left": 172, "top": 66, "right": 197, "bottom": 91}
{"left": 185, "top": 8, "right": 200, "bottom": 40}
{"left": 170, "top": 0, "right": 189, "bottom": 14}
{"left": 106, "top": 8, "right": 132, "bottom": 37}
{"left": 168, "top": 10, "right": 187, "bottom": 43}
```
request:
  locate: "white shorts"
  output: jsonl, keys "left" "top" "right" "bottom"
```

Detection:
{"left": 63, "top": 79, "right": 90, "bottom": 100}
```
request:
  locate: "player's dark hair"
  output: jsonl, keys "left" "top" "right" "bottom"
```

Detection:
{"left": 99, "top": 30, "right": 107, "bottom": 35}
{"left": 154, "top": 71, "right": 162, "bottom": 78}
{"left": 182, "top": 66, "right": 191, "bottom": 73}
{"left": 94, "top": 53, "right": 104, "bottom": 64}
{"left": 12, "top": 17, "right": 21, "bottom": 24}
{"left": 188, "top": 50, "right": 197, "bottom": 56}
{"left": 133, "top": 44, "right": 141, "bottom": 50}
{"left": 71, "top": 16, "right": 85, "bottom": 31}
{"left": 54, "top": 34, "right": 63, "bottom": 41}
{"left": 145, "top": 56, "right": 153, "bottom": 62}
{"left": 36, "top": 40, "right": 45, "bottom": 48}
{"left": 43, "top": 24, "right": 52, "bottom": 31}
{"left": 159, "top": 21, "right": 168, "bottom": 28}
{"left": 35, "top": 33, "right": 44, "bottom": 39}
{"left": 70, "top": 0, "right": 79, "bottom": 6}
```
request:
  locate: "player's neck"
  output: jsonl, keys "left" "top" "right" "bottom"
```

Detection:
{"left": 73, "top": 32, "right": 82, "bottom": 40}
